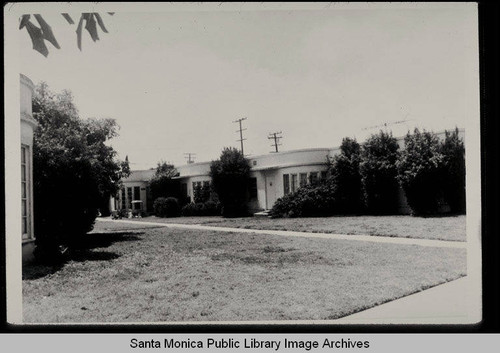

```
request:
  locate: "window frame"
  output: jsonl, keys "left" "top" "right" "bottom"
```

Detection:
{"left": 290, "top": 174, "right": 298, "bottom": 193}
{"left": 283, "top": 174, "right": 290, "bottom": 195}
{"left": 299, "top": 173, "right": 308, "bottom": 187}
{"left": 21, "top": 145, "right": 31, "bottom": 240}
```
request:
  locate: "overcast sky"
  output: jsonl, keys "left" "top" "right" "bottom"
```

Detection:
{"left": 17, "top": 3, "right": 479, "bottom": 169}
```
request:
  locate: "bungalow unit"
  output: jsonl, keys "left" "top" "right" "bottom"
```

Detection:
{"left": 115, "top": 129, "right": 464, "bottom": 216}
{"left": 113, "top": 147, "right": 333, "bottom": 215}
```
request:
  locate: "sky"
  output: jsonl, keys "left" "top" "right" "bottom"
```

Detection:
{"left": 16, "top": 3, "right": 479, "bottom": 170}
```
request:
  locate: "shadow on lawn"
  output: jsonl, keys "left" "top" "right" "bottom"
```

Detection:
{"left": 71, "top": 231, "right": 143, "bottom": 250}
{"left": 23, "top": 232, "right": 142, "bottom": 280}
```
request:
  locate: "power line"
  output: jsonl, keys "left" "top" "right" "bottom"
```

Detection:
{"left": 268, "top": 131, "right": 282, "bottom": 153}
{"left": 184, "top": 152, "right": 196, "bottom": 164}
{"left": 233, "top": 117, "right": 247, "bottom": 155}
{"left": 361, "top": 119, "right": 413, "bottom": 131}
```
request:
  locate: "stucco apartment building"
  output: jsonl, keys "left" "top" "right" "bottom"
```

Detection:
{"left": 114, "top": 128, "right": 464, "bottom": 215}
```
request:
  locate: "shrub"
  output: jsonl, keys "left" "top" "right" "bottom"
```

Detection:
{"left": 397, "top": 129, "right": 446, "bottom": 215}
{"left": 153, "top": 197, "right": 180, "bottom": 217}
{"left": 203, "top": 200, "right": 220, "bottom": 216}
{"left": 181, "top": 202, "right": 197, "bottom": 217}
{"left": 360, "top": 131, "right": 400, "bottom": 214}
{"left": 111, "top": 209, "right": 129, "bottom": 219}
{"left": 210, "top": 147, "right": 251, "bottom": 217}
{"left": 441, "top": 128, "right": 466, "bottom": 214}
{"left": 329, "top": 137, "right": 364, "bottom": 214}
{"left": 181, "top": 201, "right": 221, "bottom": 217}
{"left": 270, "top": 180, "right": 337, "bottom": 218}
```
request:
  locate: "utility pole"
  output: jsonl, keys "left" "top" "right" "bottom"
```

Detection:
{"left": 268, "top": 131, "right": 282, "bottom": 153}
{"left": 184, "top": 153, "right": 196, "bottom": 164}
{"left": 233, "top": 117, "right": 247, "bottom": 155}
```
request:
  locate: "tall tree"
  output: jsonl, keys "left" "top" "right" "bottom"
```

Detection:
{"left": 32, "top": 82, "right": 129, "bottom": 260}
{"left": 329, "top": 137, "right": 364, "bottom": 214}
{"left": 397, "top": 129, "right": 445, "bottom": 215}
{"left": 360, "top": 131, "right": 400, "bottom": 214}
{"left": 209, "top": 148, "right": 251, "bottom": 217}
{"left": 441, "top": 128, "right": 466, "bottom": 214}
{"left": 148, "top": 161, "right": 181, "bottom": 204}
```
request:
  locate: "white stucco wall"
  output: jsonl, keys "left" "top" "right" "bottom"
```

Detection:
{"left": 20, "top": 74, "right": 37, "bottom": 263}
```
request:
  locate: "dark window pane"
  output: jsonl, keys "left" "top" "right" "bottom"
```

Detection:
{"left": 291, "top": 174, "right": 297, "bottom": 193}
{"left": 309, "top": 172, "right": 318, "bottom": 184}
{"left": 300, "top": 173, "right": 308, "bottom": 187}
{"left": 283, "top": 174, "right": 290, "bottom": 195}
{"left": 249, "top": 178, "right": 257, "bottom": 200}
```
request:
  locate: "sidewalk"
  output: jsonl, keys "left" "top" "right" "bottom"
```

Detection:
{"left": 335, "top": 276, "right": 480, "bottom": 324}
{"left": 96, "top": 218, "right": 466, "bottom": 249}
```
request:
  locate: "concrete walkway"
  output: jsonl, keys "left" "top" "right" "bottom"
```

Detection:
{"left": 335, "top": 276, "right": 480, "bottom": 324}
{"left": 97, "top": 218, "right": 466, "bottom": 249}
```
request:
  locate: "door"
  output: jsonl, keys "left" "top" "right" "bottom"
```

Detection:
{"left": 265, "top": 170, "right": 278, "bottom": 210}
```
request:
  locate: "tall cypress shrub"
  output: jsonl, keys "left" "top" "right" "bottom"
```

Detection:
{"left": 329, "top": 137, "right": 363, "bottom": 214}
{"left": 397, "top": 129, "right": 445, "bottom": 215}
{"left": 209, "top": 148, "right": 251, "bottom": 217}
{"left": 360, "top": 131, "right": 400, "bottom": 214}
{"left": 441, "top": 128, "right": 466, "bottom": 214}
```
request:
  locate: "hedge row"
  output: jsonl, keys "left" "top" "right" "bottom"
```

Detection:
{"left": 270, "top": 129, "right": 465, "bottom": 218}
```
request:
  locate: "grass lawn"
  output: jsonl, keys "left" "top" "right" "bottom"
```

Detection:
{"left": 23, "top": 221, "right": 466, "bottom": 323}
{"left": 132, "top": 214, "right": 466, "bottom": 242}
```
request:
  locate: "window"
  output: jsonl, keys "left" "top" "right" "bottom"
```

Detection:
{"left": 181, "top": 183, "right": 188, "bottom": 197}
{"left": 309, "top": 172, "right": 319, "bottom": 184}
{"left": 290, "top": 174, "right": 298, "bottom": 193}
{"left": 133, "top": 186, "right": 141, "bottom": 210}
{"left": 21, "top": 146, "right": 30, "bottom": 239}
{"left": 203, "top": 181, "right": 210, "bottom": 189}
{"left": 321, "top": 171, "right": 328, "bottom": 180}
{"left": 127, "top": 187, "right": 132, "bottom": 209}
{"left": 121, "top": 188, "right": 126, "bottom": 209}
{"left": 249, "top": 177, "right": 257, "bottom": 200}
{"left": 283, "top": 174, "right": 290, "bottom": 195}
{"left": 299, "top": 173, "right": 308, "bottom": 187}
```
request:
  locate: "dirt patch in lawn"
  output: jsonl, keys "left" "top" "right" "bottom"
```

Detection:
{"left": 23, "top": 221, "right": 466, "bottom": 323}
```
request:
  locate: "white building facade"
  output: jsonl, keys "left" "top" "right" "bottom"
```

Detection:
{"left": 20, "top": 74, "right": 37, "bottom": 262}
{"left": 117, "top": 129, "right": 464, "bottom": 215}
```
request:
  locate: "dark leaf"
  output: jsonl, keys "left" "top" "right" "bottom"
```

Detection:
{"left": 25, "top": 21, "right": 49, "bottom": 57}
{"left": 94, "top": 13, "right": 108, "bottom": 33}
{"left": 85, "top": 13, "right": 99, "bottom": 42}
{"left": 34, "top": 14, "right": 60, "bottom": 49}
{"left": 76, "top": 14, "right": 85, "bottom": 50}
{"left": 61, "top": 13, "right": 74, "bottom": 25}
{"left": 19, "top": 14, "right": 30, "bottom": 29}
